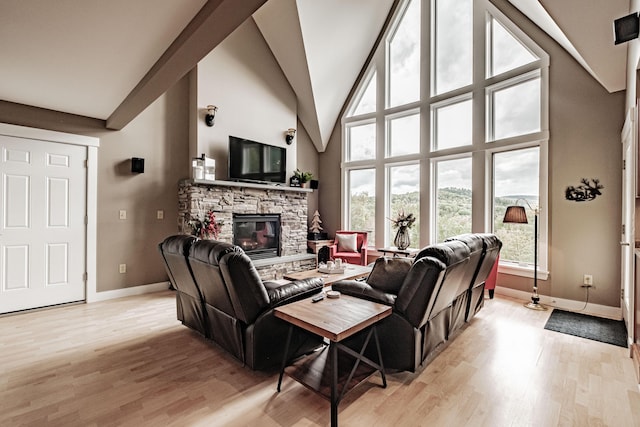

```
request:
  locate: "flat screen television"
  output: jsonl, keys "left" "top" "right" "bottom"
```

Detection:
{"left": 228, "top": 136, "right": 287, "bottom": 184}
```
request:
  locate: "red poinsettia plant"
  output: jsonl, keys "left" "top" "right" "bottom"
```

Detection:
{"left": 189, "top": 209, "right": 221, "bottom": 239}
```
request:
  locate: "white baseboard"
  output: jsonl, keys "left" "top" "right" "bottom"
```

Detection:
{"left": 87, "top": 281, "right": 171, "bottom": 303}
{"left": 494, "top": 285, "right": 622, "bottom": 320}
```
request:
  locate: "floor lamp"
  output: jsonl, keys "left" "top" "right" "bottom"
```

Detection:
{"left": 503, "top": 201, "right": 546, "bottom": 311}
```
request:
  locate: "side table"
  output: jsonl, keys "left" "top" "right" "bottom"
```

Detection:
{"left": 275, "top": 294, "right": 391, "bottom": 427}
{"left": 307, "top": 239, "right": 334, "bottom": 254}
{"left": 377, "top": 247, "right": 419, "bottom": 258}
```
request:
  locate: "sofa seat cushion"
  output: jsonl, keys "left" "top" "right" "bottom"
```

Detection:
{"left": 333, "top": 251, "right": 362, "bottom": 259}
{"left": 267, "top": 277, "right": 324, "bottom": 307}
{"left": 331, "top": 280, "right": 396, "bottom": 306}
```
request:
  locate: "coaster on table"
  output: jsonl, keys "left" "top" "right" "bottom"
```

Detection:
{"left": 326, "top": 290, "right": 340, "bottom": 299}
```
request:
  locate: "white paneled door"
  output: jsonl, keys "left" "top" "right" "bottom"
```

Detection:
{"left": 1, "top": 135, "right": 87, "bottom": 313}
{"left": 621, "top": 107, "right": 635, "bottom": 344}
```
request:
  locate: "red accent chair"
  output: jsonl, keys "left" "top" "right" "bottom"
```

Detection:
{"left": 329, "top": 231, "right": 368, "bottom": 265}
{"left": 485, "top": 254, "right": 499, "bottom": 299}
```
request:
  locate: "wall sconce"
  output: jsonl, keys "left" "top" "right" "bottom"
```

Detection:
{"left": 205, "top": 105, "right": 218, "bottom": 127}
{"left": 285, "top": 128, "right": 296, "bottom": 145}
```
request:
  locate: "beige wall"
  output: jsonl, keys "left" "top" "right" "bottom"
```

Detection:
{"left": 87, "top": 77, "right": 191, "bottom": 292}
{"left": 320, "top": 0, "right": 625, "bottom": 308}
{"left": 192, "top": 18, "right": 318, "bottom": 225}
{"left": 193, "top": 19, "right": 297, "bottom": 182}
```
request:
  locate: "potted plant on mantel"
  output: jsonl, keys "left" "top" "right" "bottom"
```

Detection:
{"left": 291, "top": 169, "right": 313, "bottom": 187}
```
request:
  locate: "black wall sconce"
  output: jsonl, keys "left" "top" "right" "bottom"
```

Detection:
{"left": 285, "top": 128, "right": 296, "bottom": 145}
{"left": 205, "top": 105, "right": 218, "bottom": 127}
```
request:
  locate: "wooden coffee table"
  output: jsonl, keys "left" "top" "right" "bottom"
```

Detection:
{"left": 275, "top": 294, "right": 391, "bottom": 427}
{"left": 283, "top": 264, "right": 372, "bottom": 286}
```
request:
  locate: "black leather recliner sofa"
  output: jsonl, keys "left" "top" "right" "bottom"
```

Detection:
{"left": 159, "top": 235, "right": 324, "bottom": 371}
{"left": 332, "top": 233, "right": 502, "bottom": 372}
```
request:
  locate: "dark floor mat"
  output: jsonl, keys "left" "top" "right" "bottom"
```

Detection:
{"left": 544, "top": 309, "right": 627, "bottom": 348}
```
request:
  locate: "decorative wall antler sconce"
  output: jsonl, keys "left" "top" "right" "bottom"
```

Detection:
{"left": 205, "top": 105, "right": 218, "bottom": 127}
{"left": 565, "top": 178, "right": 603, "bottom": 202}
{"left": 285, "top": 128, "right": 296, "bottom": 145}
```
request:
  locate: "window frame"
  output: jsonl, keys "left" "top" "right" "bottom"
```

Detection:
{"left": 485, "top": 69, "right": 542, "bottom": 143}
{"left": 486, "top": 140, "right": 549, "bottom": 279}
{"left": 340, "top": 0, "right": 550, "bottom": 278}
{"left": 430, "top": 153, "right": 473, "bottom": 243}
{"left": 430, "top": 92, "right": 473, "bottom": 152}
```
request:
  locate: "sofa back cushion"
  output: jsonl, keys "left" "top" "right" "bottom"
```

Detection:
{"left": 444, "top": 233, "right": 485, "bottom": 290}
{"left": 159, "top": 235, "right": 199, "bottom": 299}
{"left": 395, "top": 256, "right": 447, "bottom": 327}
{"left": 474, "top": 234, "right": 502, "bottom": 286}
{"left": 416, "top": 241, "right": 470, "bottom": 317}
{"left": 189, "top": 239, "right": 243, "bottom": 317}
{"left": 219, "top": 251, "right": 270, "bottom": 324}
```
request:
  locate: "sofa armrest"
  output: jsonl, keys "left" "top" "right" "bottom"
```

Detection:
{"left": 331, "top": 280, "right": 396, "bottom": 306}
{"left": 328, "top": 243, "right": 338, "bottom": 259}
{"left": 360, "top": 247, "right": 369, "bottom": 265}
{"left": 267, "top": 277, "right": 324, "bottom": 307}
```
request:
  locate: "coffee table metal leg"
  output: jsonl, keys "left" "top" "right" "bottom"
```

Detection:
{"left": 330, "top": 341, "right": 339, "bottom": 427}
{"left": 277, "top": 325, "right": 293, "bottom": 392}
{"left": 373, "top": 326, "right": 386, "bottom": 388}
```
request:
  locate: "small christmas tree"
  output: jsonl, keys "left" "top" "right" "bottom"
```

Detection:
{"left": 308, "top": 210, "right": 328, "bottom": 240}
{"left": 309, "top": 210, "right": 323, "bottom": 233}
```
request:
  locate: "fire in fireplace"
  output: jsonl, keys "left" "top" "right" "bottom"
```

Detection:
{"left": 232, "top": 214, "right": 281, "bottom": 260}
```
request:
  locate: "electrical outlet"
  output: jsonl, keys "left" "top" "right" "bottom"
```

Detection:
{"left": 583, "top": 274, "right": 593, "bottom": 286}
{"left": 119, "top": 264, "right": 126, "bottom": 274}
{"left": 119, "top": 210, "right": 127, "bottom": 220}
{"left": 156, "top": 210, "right": 164, "bottom": 220}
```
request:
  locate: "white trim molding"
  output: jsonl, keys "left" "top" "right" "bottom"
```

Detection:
{"left": 494, "top": 285, "right": 622, "bottom": 320}
{"left": 88, "top": 282, "right": 171, "bottom": 303}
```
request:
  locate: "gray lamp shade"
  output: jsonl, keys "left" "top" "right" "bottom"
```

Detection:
{"left": 503, "top": 205, "right": 528, "bottom": 224}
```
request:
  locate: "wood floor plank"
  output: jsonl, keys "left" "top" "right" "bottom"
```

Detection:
{"left": 1, "top": 291, "right": 640, "bottom": 426}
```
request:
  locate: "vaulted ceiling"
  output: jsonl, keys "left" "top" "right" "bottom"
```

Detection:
{"left": 0, "top": 0, "right": 631, "bottom": 152}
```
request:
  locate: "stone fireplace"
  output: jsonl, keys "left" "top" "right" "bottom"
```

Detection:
{"left": 178, "top": 180, "right": 315, "bottom": 279}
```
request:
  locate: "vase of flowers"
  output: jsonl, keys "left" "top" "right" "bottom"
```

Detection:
{"left": 188, "top": 209, "right": 221, "bottom": 240}
{"left": 390, "top": 210, "right": 415, "bottom": 250}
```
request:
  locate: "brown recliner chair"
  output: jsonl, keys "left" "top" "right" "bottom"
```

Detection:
{"left": 332, "top": 241, "right": 471, "bottom": 372}
{"left": 188, "top": 239, "right": 325, "bottom": 371}
{"left": 158, "top": 234, "right": 206, "bottom": 336}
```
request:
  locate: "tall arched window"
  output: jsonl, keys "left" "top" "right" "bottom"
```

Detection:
{"left": 342, "top": 0, "right": 549, "bottom": 277}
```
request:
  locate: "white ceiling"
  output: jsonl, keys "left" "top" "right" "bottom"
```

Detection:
{"left": 508, "top": 0, "right": 629, "bottom": 93}
{"left": 0, "top": 0, "right": 207, "bottom": 118}
{"left": 0, "top": 0, "right": 631, "bottom": 150}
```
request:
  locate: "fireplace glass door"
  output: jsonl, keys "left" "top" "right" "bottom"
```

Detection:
{"left": 233, "top": 214, "right": 281, "bottom": 259}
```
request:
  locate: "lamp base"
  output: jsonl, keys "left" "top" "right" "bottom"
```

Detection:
{"left": 524, "top": 301, "right": 547, "bottom": 311}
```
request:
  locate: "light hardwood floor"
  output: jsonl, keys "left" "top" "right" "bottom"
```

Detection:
{"left": 2, "top": 291, "right": 639, "bottom": 426}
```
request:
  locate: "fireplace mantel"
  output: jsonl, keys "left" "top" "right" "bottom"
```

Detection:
{"left": 191, "top": 179, "right": 313, "bottom": 193}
